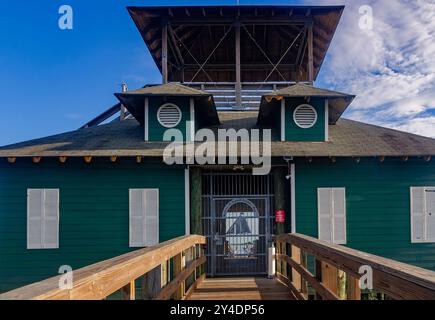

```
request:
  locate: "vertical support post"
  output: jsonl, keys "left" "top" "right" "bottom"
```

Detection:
{"left": 235, "top": 23, "right": 242, "bottom": 108}
{"left": 321, "top": 262, "right": 338, "bottom": 295}
{"left": 280, "top": 99, "right": 286, "bottom": 142}
{"left": 307, "top": 23, "right": 314, "bottom": 84}
{"left": 291, "top": 245, "right": 302, "bottom": 292}
{"left": 173, "top": 251, "right": 186, "bottom": 299}
{"left": 121, "top": 281, "right": 136, "bottom": 300}
{"left": 315, "top": 258, "right": 322, "bottom": 300}
{"left": 274, "top": 167, "right": 286, "bottom": 235}
{"left": 324, "top": 99, "right": 329, "bottom": 141}
{"left": 144, "top": 98, "right": 149, "bottom": 141}
{"left": 190, "top": 167, "right": 203, "bottom": 235}
{"left": 185, "top": 167, "right": 191, "bottom": 235}
{"left": 162, "top": 22, "right": 169, "bottom": 84}
{"left": 347, "top": 275, "right": 361, "bottom": 300}
{"left": 189, "top": 98, "right": 195, "bottom": 142}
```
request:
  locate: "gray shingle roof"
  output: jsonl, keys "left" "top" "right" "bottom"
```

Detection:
{"left": 1, "top": 112, "right": 435, "bottom": 158}
{"left": 119, "top": 83, "right": 211, "bottom": 97}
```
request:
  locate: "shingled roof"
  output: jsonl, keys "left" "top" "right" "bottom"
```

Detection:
{"left": 1, "top": 112, "right": 435, "bottom": 158}
{"left": 258, "top": 83, "right": 355, "bottom": 125}
{"left": 119, "top": 83, "right": 212, "bottom": 97}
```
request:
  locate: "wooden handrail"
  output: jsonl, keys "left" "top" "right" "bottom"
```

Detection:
{"left": 0, "top": 235, "right": 206, "bottom": 300}
{"left": 275, "top": 233, "right": 435, "bottom": 300}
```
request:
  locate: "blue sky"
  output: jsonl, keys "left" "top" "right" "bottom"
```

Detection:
{"left": 0, "top": 0, "right": 434, "bottom": 146}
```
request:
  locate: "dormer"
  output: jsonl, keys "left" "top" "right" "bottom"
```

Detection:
{"left": 257, "top": 83, "right": 355, "bottom": 142}
{"left": 115, "top": 83, "right": 220, "bottom": 141}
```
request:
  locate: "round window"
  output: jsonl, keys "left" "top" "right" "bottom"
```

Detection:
{"left": 293, "top": 104, "right": 318, "bottom": 129}
{"left": 157, "top": 103, "right": 182, "bottom": 128}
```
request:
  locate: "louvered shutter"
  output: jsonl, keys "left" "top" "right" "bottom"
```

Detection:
{"left": 129, "top": 189, "right": 159, "bottom": 247}
{"left": 144, "top": 189, "right": 159, "bottom": 246}
{"left": 410, "top": 187, "right": 425, "bottom": 243}
{"left": 43, "top": 189, "right": 59, "bottom": 249}
{"left": 27, "top": 189, "right": 44, "bottom": 249}
{"left": 130, "top": 189, "right": 145, "bottom": 247}
{"left": 425, "top": 188, "right": 435, "bottom": 242}
{"left": 332, "top": 188, "right": 346, "bottom": 244}
{"left": 318, "top": 188, "right": 332, "bottom": 242}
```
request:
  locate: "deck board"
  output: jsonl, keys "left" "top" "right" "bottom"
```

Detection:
{"left": 187, "top": 277, "right": 296, "bottom": 300}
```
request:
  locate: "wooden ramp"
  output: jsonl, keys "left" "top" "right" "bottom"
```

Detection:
{"left": 187, "top": 277, "right": 296, "bottom": 300}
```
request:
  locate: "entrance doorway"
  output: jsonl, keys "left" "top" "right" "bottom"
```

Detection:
{"left": 202, "top": 172, "right": 275, "bottom": 276}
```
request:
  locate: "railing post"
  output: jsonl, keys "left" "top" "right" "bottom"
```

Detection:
{"left": 291, "top": 245, "right": 302, "bottom": 292}
{"left": 173, "top": 250, "right": 186, "bottom": 299}
{"left": 321, "top": 262, "right": 338, "bottom": 296}
{"left": 315, "top": 258, "right": 323, "bottom": 300}
{"left": 347, "top": 275, "right": 361, "bottom": 300}
{"left": 121, "top": 280, "right": 136, "bottom": 300}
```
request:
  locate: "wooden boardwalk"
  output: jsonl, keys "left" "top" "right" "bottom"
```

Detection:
{"left": 187, "top": 277, "right": 296, "bottom": 300}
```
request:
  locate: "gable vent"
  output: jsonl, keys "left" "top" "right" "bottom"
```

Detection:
{"left": 293, "top": 104, "right": 318, "bottom": 129}
{"left": 157, "top": 103, "right": 182, "bottom": 128}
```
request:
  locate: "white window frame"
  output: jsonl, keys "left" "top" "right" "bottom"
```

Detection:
{"left": 317, "top": 187, "right": 347, "bottom": 245}
{"left": 410, "top": 186, "right": 435, "bottom": 243}
{"left": 27, "top": 189, "right": 60, "bottom": 250}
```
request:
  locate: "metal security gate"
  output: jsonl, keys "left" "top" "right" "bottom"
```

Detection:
{"left": 202, "top": 172, "right": 275, "bottom": 276}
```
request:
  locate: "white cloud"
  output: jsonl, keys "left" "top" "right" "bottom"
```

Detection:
{"left": 312, "top": 0, "right": 435, "bottom": 138}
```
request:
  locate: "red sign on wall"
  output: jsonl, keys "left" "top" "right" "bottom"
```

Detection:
{"left": 275, "top": 210, "right": 285, "bottom": 223}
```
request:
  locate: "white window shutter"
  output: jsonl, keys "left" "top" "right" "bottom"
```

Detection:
{"left": 410, "top": 187, "right": 425, "bottom": 243}
{"left": 332, "top": 188, "right": 346, "bottom": 245}
{"left": 318, "top": 188, "right": 332, "bottom": 242}
{"left": 129, "top": 189, "right": 145, "bottom": 247}
{"left": 144, "top": 189, "right": 159, "bottom": 246}
{"left": 43, "top": 189, "right": 59, "bottom": 249}
{"left": 425, "top": 187, "right": 435, "bottom": 242}
{"left": 27, "top": 189, "right": 44, "bottom": 249}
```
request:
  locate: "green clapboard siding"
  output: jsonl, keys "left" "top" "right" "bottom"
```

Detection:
{"left": 0, "top": 158, "right": 186, "bottom": 292}
{"left": 285, "top": 97, "right": 325, "bottom": 142}
{"left": 148, "top": 97, "right": 191, "bottom": 141}
{"left": 295, "top": 157, "right": 435, "bottom": 271}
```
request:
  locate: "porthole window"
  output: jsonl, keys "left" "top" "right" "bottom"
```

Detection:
{"left": 293, "top": 104, "right": 318, "bottom": 129}
{"left": 157, "top": 103, "right": 182, "bottom": 128}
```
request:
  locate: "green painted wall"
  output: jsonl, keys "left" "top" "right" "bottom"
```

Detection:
{"left": 294, "top": 157, "right": 435, "bottom": 271}
{"left": 285, "top": 97, "right": 326, "bottom": 142}
{"left": 148, "top": 97, "right": 191, "bottom": 141}
{"left": 0, "top": 158, "right": 186, "bottom": 292}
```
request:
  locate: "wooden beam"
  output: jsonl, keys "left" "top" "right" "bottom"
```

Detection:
{"left": 173, "top": 251, "right": 186, "bottom": 299}
{"left": 7, "top": 157, "right": 16, "bottom": 164}
{"left": 235, "top": 23, "right": 242, "bottom": 108}
{"left": 0, "top": 235, "right": 206, "bottom": 300}
{"left": 84, "top": 156, "right": 92, "bottom": 164}
{"left": 347, "top": 274, "right": 361, "bottom": 300}
{"left": 307, "top": 23, "right": 314, "bottom": 84}
{"left": 32, "top": 157, "right": 42, "bottom": 164}
{"left": 162, "top": 22, "right": 169, "bottom": 84}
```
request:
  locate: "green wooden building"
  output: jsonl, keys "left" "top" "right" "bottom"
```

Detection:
{"left": 1, "top": 5, "right": 435, "bottom": 292}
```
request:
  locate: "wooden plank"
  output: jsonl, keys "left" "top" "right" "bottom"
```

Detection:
{"left": 0, "top": 235, "right": 206, "bottom": 300}
{"left": 278, "top": 254, "right": 339, "bottom": 300}
{"left": 173, "top": 251, "right": 186, "bottom": 299}
{"left": 307, "top": 23, "right": 314, "bottom": 83}
{"left": 276, "top": 233, "right": 435, "bottom": 300}
{"left": 155, "top": 256, "right": 206, "bottom": 300}
{"left": 182, "top": 273, "right": 205, "bottom": 300}
{"left": 162, "top": 23, "right": 168, "bottom": 84}
{"left": 321, "top": 262, "right": 338, "bottom": 296}
{"left": 291, "top": 245, "right": 302, "bottom": 292}
{"left": 121, "top": 281, "right": 135, "bottom": 300}
{"left": 347, "top": 274, "right": 361, "bottom": 300}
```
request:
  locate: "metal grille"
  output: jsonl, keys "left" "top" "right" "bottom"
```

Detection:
{"left": 202, "top": 172, "right": 275, "bottom": 276}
